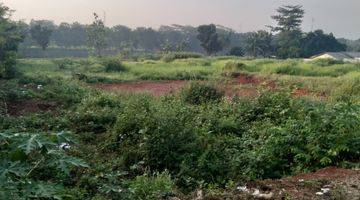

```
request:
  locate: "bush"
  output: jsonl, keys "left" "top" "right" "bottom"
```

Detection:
{"left": 223, "top": 61, "right": 247, "bottom": 71}
{"left": 71, "top": 93, "right": 122, "bottom": 133}
{"left": 311, "top": 58, "right": 344, "bottom": 67}
{"left": 332, "top": 73, "right": 360, "bottom": 102}
{"left": 228, "top": 47, "right": 244, "bottom": 57}
{"left": 52, "top": 58, "right": 76, "bottom": 70}
{"left": 185, "top": 58, "right": 212, "bottom": 66}
{"left": 125, "top": 172, "right": 174, "bottom": 200}
{"left": 101, "top": 58, "right": 126, "bottom": 72}
{"left": 162, "top": 52, "right": 203, "bottom": 63}
{"left": 181, "top": 82, "right": 224, "bottom": 105}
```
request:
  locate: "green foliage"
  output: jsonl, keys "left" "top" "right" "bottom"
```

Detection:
{"left": 71, "top": 93, "right": 121, "bottom": 133}
{"left": 0, "top": 131, "right": 88, "bottom": 199}
{"left": 197, "top": 24, "right": 223, "bottom": 55}
{"left": 87, "top": 13, "right": 107, "bottom": 57}
{"left": 162, "top": 52, "right": 203, "bottom": 62}
{"left": 181, "top": 82, "right": 224, "bottom": 105}
{"left": 102, "top": 58, "right": 127, "bottom": 72}
{"left": 30, "top": 22, "right": 53, "bottom": 50}
{"left": 332, "top": 73, "right": 360, "bottom": 102}
{"left": 311, "top": 58, "right": 345, "bottom": 67}
{"left": 223, "top": 61, "right": 247, "bottom": 73}
{"left": 245, "top": 30, "right": 273, "bottom": 57}
{"left": 0, "top": 4, "right": 24, "bottom": 79}
{"left": 125, "top": 171, "right": 174, "bottom": 200}
{"left": 228, "top": 46, "right": 244, "bottom": 57}
{"left": 52, "top": 58, "right": 77, "bottom": 70}
{"left": 271, "top": 5, "right": 305, "bottom": 58}
{"left": 42, "top": 79, "right": 90, "bottom": 106}
{"left": 301, "top": 30, "right": 347, "bottom": 57}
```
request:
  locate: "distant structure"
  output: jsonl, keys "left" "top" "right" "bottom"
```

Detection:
{"left": 310, "top": 52, "right": 360, "bottom": 62}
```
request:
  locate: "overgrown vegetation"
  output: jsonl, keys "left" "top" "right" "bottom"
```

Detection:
{"left": 1, "top": 2, "right": 359, "bottom": 199}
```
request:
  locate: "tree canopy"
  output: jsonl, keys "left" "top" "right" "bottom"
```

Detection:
{"left": 0, "top": 3, "right": 24, "bottom": 78}
{"left": 197, "top": 24, "right": 223, "bottom": 55}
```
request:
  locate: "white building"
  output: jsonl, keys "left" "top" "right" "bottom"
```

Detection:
{"left": 311, "top": 52, "right": 360, "bottom": 62}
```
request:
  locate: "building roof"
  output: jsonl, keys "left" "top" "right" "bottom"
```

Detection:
{"left": 311, "top": 52, "right": 360, "bottom": 59}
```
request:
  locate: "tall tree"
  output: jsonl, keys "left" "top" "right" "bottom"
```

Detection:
{"left": 245, "top": 30, "right": 273, "bottom": 57}
{"left": 30, "top": 21, "right": 53, "bottom": 50}
{"left": 109, "top": 25, "right": 132, "bottom": 50}
{"left": 301, "top": 30, "right": 347, "bottom": 57}
{"left": 87, "top": 13, "right": 107, "bottom": 57}
{"left": 197, "top": 24, "right": 223, "bottom": 55}
{"left": 0, "top": 3, "right": 24, "bottom": 79}
{"left": 270, "top": 5, "right": 305, "bottom": 58}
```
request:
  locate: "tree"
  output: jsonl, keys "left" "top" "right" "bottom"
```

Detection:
{"left": 52, "top": 22, "right": 87, "bottom": 47}
{"left": 228, "top": 46, "right": 244, "bottom": 57}
{"left": 197, "top": 24, "right": 223, "bottom": 55}
{"left": 30, "top": 21, "right": 53, "bottom": 50}
{"left": 133, "top": 27, "right": 161, "bottom": 51}
{"left": 0, "top": 3, "right": 24, "bottom": 79}
{"left": 270, "top": 5, "right": 305, "bottom": 58}
{"left": 87, "top": 13, "right": 107, "bottom": 57}
{"left": 301, "top": 30, "right": 347, "bottom": 57}
{"left": 245, "top": 30, "right": 273, "bottom": 57}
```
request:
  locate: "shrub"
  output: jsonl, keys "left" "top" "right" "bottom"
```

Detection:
{"left": 228, "top": 47, "right": 244, "bottom": 57}
{"left": 181, "top": 82, "right": 224, "bottom": 105}
{"left": 332, "top": 73, "right": 360, "bottom": 102}
{"left": 125, "top": 171, "right": 174, "bottom": 200}
{"left": 101, "top": 58, "right": 126, "bottom": 72}
{"left": 71, "top": 93, "right": 121, "bottom": 133}
{"left": 162, "top": 52, "right": 203, "bottom": 62}
{"left": 311, "top": 58, "right": 344, "bottom": 67}
{"left": 42, "top": 80, "right": 90, "bottom": 106}
{"left": 185, "top": 58, "right": 212, "bottom": 66}
{"left": 52, "top": 58, "right": 76, "bottom": 70}
{"left": 223, "top": 61, "right": 247, "bottom": 72}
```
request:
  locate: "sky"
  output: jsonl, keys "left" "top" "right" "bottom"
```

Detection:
{"left": 2, "top": 0, "right": 360, "bottom": 39}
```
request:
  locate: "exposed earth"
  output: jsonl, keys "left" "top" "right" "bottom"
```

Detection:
{"left": 94, "top": 74, "right": 324, "bottom": 99}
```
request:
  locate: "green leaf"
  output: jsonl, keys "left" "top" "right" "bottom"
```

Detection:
{"left": 19, "top": 134, "right": 40, "bottom": 155}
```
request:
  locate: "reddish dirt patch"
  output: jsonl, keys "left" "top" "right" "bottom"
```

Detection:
{"left": 292, "top": 88, "right": 310, "bottom": 97}
{"left": 94, "top": 74, "right": 276, "bottom": 98}
{"left": 232, "top": 73, "right": 277, "bottom": 88}
{"left": 95, "top": 80, "right": 187, "bottom": 96}
{"left": 94, "top": 74, "right": 326, "bottom": 99}
{"left": 7, "top": 100, "right": 57, "bottom": 117}
{"left": 239, "top": 167, "right": 360, "bottom": 200}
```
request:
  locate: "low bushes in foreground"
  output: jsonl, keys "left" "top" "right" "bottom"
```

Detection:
{"left": 2, "top": 78, "right": 359, "bottom": 199}
{"left": 180, "top": 82, "right": 224, "bottom": 105}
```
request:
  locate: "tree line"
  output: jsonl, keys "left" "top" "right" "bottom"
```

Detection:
{"left": 19, "top": 5, "right": 351, "bottom": 58}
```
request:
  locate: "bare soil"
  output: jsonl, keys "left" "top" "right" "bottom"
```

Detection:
{"left": 94, "top": 74, "right": 327, "bottom": 100}
{"left": 7, "top": 100, "right": 57, "bottom": 117}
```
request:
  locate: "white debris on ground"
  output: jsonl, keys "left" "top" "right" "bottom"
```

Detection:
{"left": 237, "top": 186, "right": 274, "bottom": 199}
{"left": 252, "top": 189, "right": 274, "bottom": 199}
{"left": 316, "top": 187, "right": 331, "bottom": 195}
{"left": 236, "top": 186, "right": 249, "bottom": 192}
{"left": 59, "top": 142, "right": 71, "bottom": 150}
{"left": 37, "top": 85, "right": 43, "bottom": 90}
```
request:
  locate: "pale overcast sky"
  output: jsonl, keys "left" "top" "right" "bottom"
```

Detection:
{"left": 2, "top": 0, "right": 360, "bottom": 39}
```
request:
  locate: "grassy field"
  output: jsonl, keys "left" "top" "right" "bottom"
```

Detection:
{"left": 1, "top": 56, "right": 359, "bottom": 199}
{"left": 16, "top": 56, "right": 360, "bottom": 101}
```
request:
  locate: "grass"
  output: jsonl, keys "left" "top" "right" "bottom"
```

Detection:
{"left": 15, "top": 57, "right": 360, "bottom": 102}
